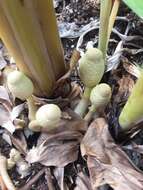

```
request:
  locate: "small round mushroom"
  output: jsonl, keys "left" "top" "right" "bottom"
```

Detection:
{"left": 28, "top": 104, "right": 62, "bottom": 131}
{"left": 90, "top": 83, "right": 112, "bottom": 109}
{"left": 7, "top": 70, "right": 37, "bottom": 120}
{"left": 84, "top": 83, "right": 111, "bottom": 122}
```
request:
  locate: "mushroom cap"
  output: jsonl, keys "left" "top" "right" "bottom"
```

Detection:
{"left": 36, "top": 104, "right": 61, "bottom": 128}
{"left": 7, "top": 70, "right": 34, "bottom": 100}
{"left": 85, "top": 48, "right": 103, "bottom": 61}
{"left": 90, "top": 83, "right": 111, "bottom": 109}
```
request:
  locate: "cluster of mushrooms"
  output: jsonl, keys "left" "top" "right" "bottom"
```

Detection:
{"left": 0, "top": 47, "right": 112, "bottom": 190}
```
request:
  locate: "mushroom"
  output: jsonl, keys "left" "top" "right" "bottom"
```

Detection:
{"left": 28, "top": 104, "right": 62, "bottom": 131}
{"left": 7, "top": 70, "right": 37, "bottom": 120}
{"left": 84, "top": 83, "right": 111, "bottom": 122}
{"left": 74, "top": 48, "right": 105, "bottom": 117}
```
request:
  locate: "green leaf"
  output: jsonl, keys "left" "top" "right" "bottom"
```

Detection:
{"left": 123, "top": 0, "right": 143, "bottom": 18}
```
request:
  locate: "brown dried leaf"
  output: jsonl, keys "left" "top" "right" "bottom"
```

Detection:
{"left": 74, "top": 172, "right": 93, "bottom": 190}
{"left": 0, "top": 103, "right": 25, "bottom": 133}
{"left": 81, "top": 118, "right": 143, "bottom": 190}
{"left": 123, "top": 60, "right": 140, "bottom": 78}
{"left": 56, "top": 50, "right": 80, "bottom": 85}
{"left": 116, "top": 75, "right": 134, "bottom": 103}
{"left": 26, "top": 130, "right": 82, "bottom": 167}
{"left": 7, "top": 131, "right": 27, "bottom": 155}
{"left": 26, "top": 111, "right": 86, "bottom": 167}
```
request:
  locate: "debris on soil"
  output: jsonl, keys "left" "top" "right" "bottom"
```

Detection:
{"left": 0, "top": 0, "right": 143, "bottom": 190}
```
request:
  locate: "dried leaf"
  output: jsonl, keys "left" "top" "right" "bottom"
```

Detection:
{"left": 45, "top": 168, "right": 55, "bottom": 190}
{"left": 54, "top": 167, "right": 66, "bottom": 190}
{"left": 0, "top": 103, "right": 25, "bottom": 133}
{"left": 10, "top": 103, "right": 25, "bottom": 121}
{"left": 0, "top": 104, "right": 15, "bottom": 133}
{"left": 0, "top": 86, "right": 12, "bottom": 110}
{"left": 123, "top": 60, "right": 141, "bottom": 78}
{"left": 81, "top": 118, "right": 143, "bottom": 190}
{"left": 9, "top": 131, "right": 28, "bottom": 155}
{"left": 116, "top": 75, "right": 134, "bottom": 103}
{"left": 26, "top": 130, "right": 82, "bottom": 167}
{"left": 0, "top": 52, "right": 7, "bottom": 71}
{"left": 75, "top": 172, "right": 93, "bottom": 190}
{"left": 0, "top": 86, "right": 25, "bottom": 133}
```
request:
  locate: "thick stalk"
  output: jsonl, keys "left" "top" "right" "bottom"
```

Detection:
{"left": 98, "top": 0, "right": 112, "bottom": 59}
{"left": 0, "top": 6, "right": 30, "bottom": 76}
{"left": 74, "top": 87, "right": 91, "bottom": 117}
{"left": 107, "top": 0, "right": 120, "bottom": 42}
{"left": 32, "top": 0, "right": 66, "bottom": 79}
{"left": 0, "top": 0, "right": 55, "bottom": 97}
{"left": 119, "top": 72, "right": 143, "bottom": 130}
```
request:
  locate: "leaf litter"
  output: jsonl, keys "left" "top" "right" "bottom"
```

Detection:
{"left": 81, "top": 118, "right": 143, "bottom": 190}
{"left": 0, "top": 1, "right": 143, "bottom": 190}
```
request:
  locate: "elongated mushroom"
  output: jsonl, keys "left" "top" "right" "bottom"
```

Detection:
{"left": 74, "top": 48, "right": 105, "bottom": 117}
{"left": 28, "top": 104, "right": 62, "bottom": 131}
{"left": 0, "top": 154, "right": 16, "bottom": 190}
{"left": 7, "top": 70, "right": 37, "bottom": 120}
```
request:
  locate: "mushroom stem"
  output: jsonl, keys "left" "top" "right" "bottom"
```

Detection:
{"left": 0, "top": 155, "right": 16, "bottom": 190}
{"left": 74, "top": 87, "right": 91, "bottom": 117}
{"left": 84, "top": 105, "right": 96, "bottom": 123}
{"left": 27, "top": 96, "right": 37, "bottom": 120}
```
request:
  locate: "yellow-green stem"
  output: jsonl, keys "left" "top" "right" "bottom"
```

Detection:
{"left": 107, "top": 0, "right": 120, "bottom": 42}
{"left": 119, "top": 72, "right": 143, "bottom": 130}
{"left": 98, "top": 0, "right": 112, "bottom": 59}
{"left": 0, "top": 6, "right": 30, "bottom": 76}
{"left": 74, "top": 87, "right": 91, "bottom": 117}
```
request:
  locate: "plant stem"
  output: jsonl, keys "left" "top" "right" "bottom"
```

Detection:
{"left": 98, "top": 0, "right": 112, "bottom": 59}
{"left": 107, "top": 0, "right": 120, "bottom": 42}
{"left": 27, "top": 96, "right": 37, "bottom": 121}
{"left": 0, "top": 6, "right": 30, "bottom": 76}
{"left": 74, "top": 87, "right": 91, "bottom": 117}
{"left": 0, "top": 0, "right": 56, "bottom": 97}
{"left": 119, "top": 72, "right": 143, "bottom": 130}
{"left": 84, "top": 105, "right": 96, "bottom": 123}
{"left": 32, "top": 0, "right": 66, "bottom": 79}
{"left": 0, "top": 155, "right": 16, "bottom": 190}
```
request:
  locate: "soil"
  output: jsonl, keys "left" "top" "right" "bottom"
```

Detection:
{"left": 0, "top": 0, "right": 143, "bottom": 190}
